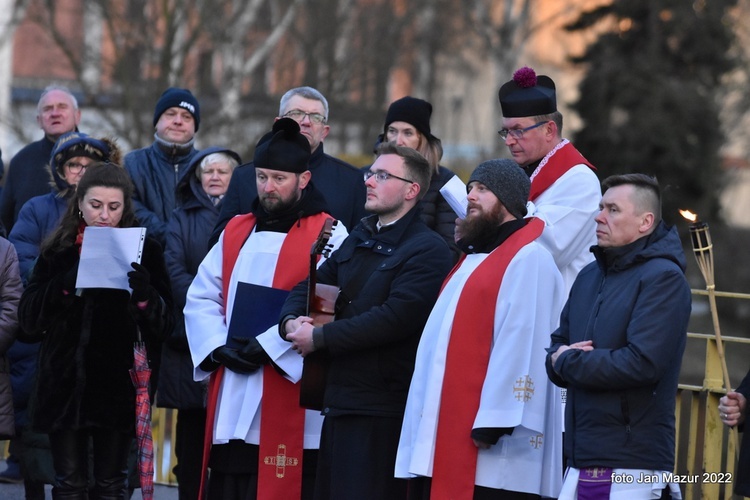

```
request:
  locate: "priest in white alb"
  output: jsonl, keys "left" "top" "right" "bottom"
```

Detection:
{"left": 395, "top": 159, "right": 565, "bottom": 500}
{"left": 184, "top": 118, "right": 347, "bottom": 500}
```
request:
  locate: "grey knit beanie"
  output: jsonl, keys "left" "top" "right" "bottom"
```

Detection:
{"left": 467, "top": 159, "right": 529, "bottom": 219}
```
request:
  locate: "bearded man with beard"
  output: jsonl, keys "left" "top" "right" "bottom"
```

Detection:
{"left": 396, "top": 158, "right": 567, "bottom": 500}
{"left": 184, "top": 118, "right": 348, "bottom": 500}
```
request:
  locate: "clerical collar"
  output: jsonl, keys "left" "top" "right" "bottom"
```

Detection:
{"left": 522, "top": 158, "right": 541, "bottom": 178}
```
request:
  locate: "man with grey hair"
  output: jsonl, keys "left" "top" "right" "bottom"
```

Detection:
{"left": 0, "top": 84, "right": 80, "bottom": 494}
{"left": 0, "top": 85, "right": 81, "bottom": 232}
{"left": 210, "top": 86, "right": 366, "bottom": 246}
{"left": 396, "top": 158, "right": 566, "bottom": 499}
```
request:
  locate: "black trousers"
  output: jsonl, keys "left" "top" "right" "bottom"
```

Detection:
{"left": 314, "top": 414, "right": 407, "bottom": 500}
{"left": 207, "top": 440, "right": 317, "bottom": 500}
{"left": 407, "top": 477, "right": 541, "bottom": 500}
{"left": 49, "top": 428, "right": 131, "bottom": 500}
{"left": 173, "top": 408, "right": 206, "bottom": 500}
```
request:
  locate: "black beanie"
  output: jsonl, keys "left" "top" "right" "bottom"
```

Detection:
{"left": 498, "top": 67, "right": 557, "bottom": 118}
{"left": 468, "top": 159, "right": 530, "bottom": 219}
{"left": 383, "top": 96, "right": 433, "bottom": 139}
{"left": 253, "top": 118, "right": 311, "bottom": 173}
{"left": 153, "top": 88, "right": 201, "bottom": 131}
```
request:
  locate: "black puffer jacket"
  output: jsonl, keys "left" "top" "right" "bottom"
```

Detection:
{"left": 19, "top": 237, "right": 172, "bottom": 433}
{"left": 546, "top": 222, "right": 691, "bottom": 471}
{"left": 733, "top": 371, "right": 750, "bottom": 496}
{"left": 418, "top": 166, "right": 459, "bottom": 263}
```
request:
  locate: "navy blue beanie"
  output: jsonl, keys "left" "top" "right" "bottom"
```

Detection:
{"left": 153, "top": 88, "right": 200, "bottom": 131}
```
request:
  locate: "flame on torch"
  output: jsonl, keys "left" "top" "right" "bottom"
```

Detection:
{"left": 679, "top": 209, "right": 697, "bottom": 223}
{"left": 679, "top": 209, "right": 731, "bottom": 394}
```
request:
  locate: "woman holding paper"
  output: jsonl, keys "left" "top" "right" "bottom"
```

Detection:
{"left": 18, "top": 162, "right": 173, "bottom": 500}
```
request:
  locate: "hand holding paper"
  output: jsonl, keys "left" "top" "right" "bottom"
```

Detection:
{"left": 128, "top": 262, "right": 151, "bottom": 301}
{"left": 76, "top": 227, "right": 147, "bottom": 291}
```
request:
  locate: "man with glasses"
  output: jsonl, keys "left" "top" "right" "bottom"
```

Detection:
{"left": 210, "top": 86, "right": 367, "bottom": 246}
{"left": 498, "top": 66, "right": 601, "bottom": 291}
{"left": 280, "top": 143, "right": 452, "bottom": 499}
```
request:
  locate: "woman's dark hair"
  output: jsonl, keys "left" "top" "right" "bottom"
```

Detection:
{"left": 40, "top": 162, "right": 138, "bottom": 259}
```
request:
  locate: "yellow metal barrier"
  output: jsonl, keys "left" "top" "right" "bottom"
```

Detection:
{"left": 674, "top": 287, "right": 750, "bottom": 500}
{"left": 151, "top": 407, "right": 178, "bottom": 485}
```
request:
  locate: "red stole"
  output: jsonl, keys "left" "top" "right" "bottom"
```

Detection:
{"left": 529, "top": 143, "right": 595, "bottom": 202}
{"left": 199, "top": 212, "right": 332, "bottom": 500}
{"left": 430, "top": 218, "right": 544, "bottom": 500}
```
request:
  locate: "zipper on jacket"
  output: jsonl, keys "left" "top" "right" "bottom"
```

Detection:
{"left": 584, "top": 275, "right": 606, "bottom": 341}
{"left": 620, "top": 393, "right": 631, "bottom": 442}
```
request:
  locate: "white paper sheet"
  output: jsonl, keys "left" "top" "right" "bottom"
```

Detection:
{"left": 439, "top": 175, "right": 468, "bottom": 219}
{"left": 76, "top": 226, "right": 147, "bottom": 291}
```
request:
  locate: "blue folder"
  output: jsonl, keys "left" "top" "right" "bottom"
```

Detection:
{"left": 226, "top": 282, "right": 290, "bottom": 349}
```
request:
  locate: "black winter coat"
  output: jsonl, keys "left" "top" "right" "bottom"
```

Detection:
{"left": 734, "top": 371, "right": 750, "bottom": 496}
{"left": 0, "top": 137, "right": 56, "bottom": 232}
{"left": 280, "top": 206, "right": 452, "bottom": 417}
{"left": 546, "top": 222, "right": 691, "bottom": 471}
{"left": 19, "top": 237, "right": 173, "bottom": 434}
{"left": 416, "top": 166, "right": 459, "bottom": 263}
{"left": 157, "top": 148, "right": 227, "bottom": 410}
{"left": 210, "top": 143, "right": 367, "bottom": 246}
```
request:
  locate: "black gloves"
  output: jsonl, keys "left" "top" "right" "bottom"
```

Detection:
{"left": 206, "top": 346, "right": 262, "bottom": 374}
{"left": 127, "top": 262, "right": 151, "bottom": 302}
{"left": 232, "top": 336, "right": 271, "bottom": 365}
{"left": 470, "top": 427, "right": 513, "bottom": 446}
{"left": 197, "top": 339, "right": 269, "bottom": 374}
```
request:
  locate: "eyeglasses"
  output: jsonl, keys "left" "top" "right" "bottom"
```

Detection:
{"left": 64, "top": 161, "right": 87, "bottom": 173}
{"left": 364, "top": 170, "right": 414, "bottom": 184}
{"left": 283, "top": 109, "right": 327, "bottom": 124}
{"left": 497, "top": 121, "right": 548, "bottom": 140}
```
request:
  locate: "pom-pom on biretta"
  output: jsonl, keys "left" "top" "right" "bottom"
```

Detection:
{"left": 498, "top": 66, "right": 557, "bottom": 118}
{"left": 513, "top": 67, "right": 537, "bottom": 89}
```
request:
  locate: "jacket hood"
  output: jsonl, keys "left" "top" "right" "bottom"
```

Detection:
{"left": 593, "top": 221, "right": 687, "bottom": 274}
{"left": 46, "top": 136, "right": 122, "bottom": 197}
{"left": 176, "top": 146, "right": 242, "bottom": 205}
